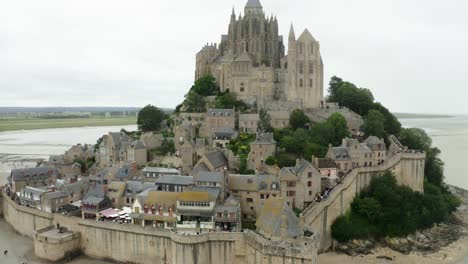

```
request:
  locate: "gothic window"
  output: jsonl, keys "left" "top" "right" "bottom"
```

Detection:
{"left": 310, "top": 44, "right": 313, "bottom": 55}
{"left": 284, "top": 62, "right": 288, "bottom": 69}
{"left": 299, "top": 79, "right": 303, "bottom": 87}
{"left": 299, "top": 63, "right": 304, "bottom": 74}
{"left": 309, "top": 62, "right": 313, "bottom": 74}
{"left": 299, "top": 44, "right": 303, "bottom": 54}
{"left": 309, "top": 79, "right": 313, "bottom": 88}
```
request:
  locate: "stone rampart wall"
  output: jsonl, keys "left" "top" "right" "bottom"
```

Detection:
{"left": 1, "top": 193, "right": 318, "bottom": 264}
{"left": 303, "top": 152, "right": 426, "bottom": 251}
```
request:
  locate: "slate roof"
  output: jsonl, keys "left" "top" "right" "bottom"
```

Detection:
{"left": 144, "top": 191, "right": 180, "bottom": 208}
{"left": 234, "top": 52, "right": 253, "bottom": 62}
{"left": 109, "top": 132, "right": 131, "bottom": 146}
{"left": 207, "top": 109, "right": 235, "bottom": 117}
{"left": 191, "top": 163, "right": 210, "bottom": 176}
{"left": 363, "top": 136, "right": 387, "bottom": 151}
{"left": 246, "top": 0, "right": 262, "bottom": 8}
{"left": 205, "top": 151, "right": 228, "bottom": 169}
{"left": 228, "top": 174, "right": 257, "bottom": 191}
{"left": 317, "top": 159, "right": 337, "bottom": 169}
{"left": 43, "top": 191, "right": 68, "bottom": 200}
{"left": 143, "top": 167, "right": 180, "bottom": 175}
{"left": 11, "top": 166, "right": 59, "bottom": 182}
{"left": 194, "top": 171, "right": 222, "bottom": 183}
{"left": 155, "top": 175, "right": 194, "bottom": 186}
{"left": 251, "top": 133, "right": 276, "bottom": 145}
{"left": 191, "top": 186, "right": 221, "bottom": 201}
{"left": 331, "top": 147, "right": 351, "bottom": 160}
{"left": 256, "top": 197, "right": 303, "bottom": 239}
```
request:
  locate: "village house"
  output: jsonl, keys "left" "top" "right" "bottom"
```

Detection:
{"left": 279, "top": 159, "right": 321, "bottom": 209}
{"left": 19, "top": 186, "right": 47, "bottom": 210}
{"left": 42, "top": 190, "right": 69, "bottom": 213}
{"left": 212, "top": 127, "right": 238, "bottom": 148}
{"left": 214, "top": 195, "right": 242, "bottom": 231}
{"left": 123, "top": 181, "right": 155, "bottom": 207}
{"left": 10, "top": 166, "right": 60, "bottom": 193}
{"left": 192, "top": 151, "right": 228, "bottom": 175}
{"left": 239, "top": 113, "right": 259, "bottom": 133}
{"left": 81, "top": 184, "right": 111, "bottom": 220}
{"left": 143, "top": 167, "right": 180, "bottom": 179}
{"left": 312, "top": 157, "right": 337, "bottom": 177}
{"left": 106, "top": 181, "right": 127, "bottom": 208}
{"left": 131, "top": 190, "right": 180, "bottom": 229}
{"left": 228, "top": 173, "right": 280, "bottom": 219}
{"left": 154, "top": 175, "right": 193, "bottom": 192}
{"left": 64, "top": 144, "right": 93, "bottom": 163}
{"left": 97, "top": 132, "right": 147, "bottom": 167}
{"left": 248, "top": 132, "right": 276, "bottom": 171}
{"left": 176, "top": 190, "right": 219, "bottom": 231}
{"left": 205, "top": 109, "right": 236, "bottom": 135}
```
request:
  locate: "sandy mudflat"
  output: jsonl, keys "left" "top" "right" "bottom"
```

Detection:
{"left": 318, "top": 237, "right": 468, "bottom": 264}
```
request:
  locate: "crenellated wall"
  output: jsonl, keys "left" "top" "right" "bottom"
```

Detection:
{"left": 303, "top": 152, "right": 426, "bottom": 251}
{"left": 1, "top": 192, "right": 319, "bottom": 264}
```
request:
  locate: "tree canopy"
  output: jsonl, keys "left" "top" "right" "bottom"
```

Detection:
{"left": 258, "top": 108, "right": 273, "bottom": 132}
{"left": 214, "top": 91, "right": 248, "bottom": 112}
{"left": 289, "top": 109, "right": 309, "bottom": 130}
{"left": 191, "top": 75, "right": 218, "bottom": 96}
{"left": 137, "top": 104, "right": 166, "bottom": 132}
{"left": 362, "top": 110, "right": 386, "bottom": 138}
{"left": 332, "top": 171, "right": 460, "bottom": 242}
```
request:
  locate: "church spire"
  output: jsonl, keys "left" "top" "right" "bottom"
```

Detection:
{"left": 289, "top": 23, "right": 296, "bottom": 42}
{"left": 231, "top": 7, "right": 236, "bottom": 21}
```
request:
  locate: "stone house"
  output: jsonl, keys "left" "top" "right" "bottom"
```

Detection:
{"left": 279, "top": 159, "right": 321, "bottom": 209}
{"left": 64, "top": 144, "right": 93, "bottom": 163}
{"left": 81, "top": 185, "right": 111, "bottom": 220}
{"left": 131, "top": 190, "right": 180, "bottom": 229}
{"left": 228, "top": 174, "right": 280, "bottom": 220}
{"left": 143, "top": 167, "right": 180, "bottom": 179}
{"left": 214, "top": 195, "right": 242, "bottom": 232}
{"left": 176, "top": 190, "right": 219, "bottom": 231}
{"left": 239, "top": 113, "right": 259, "bottom": 133}
{"left": 97, "top": 132, "right": 147, "bottom": 167}
{"left": 212, "top": 127, "right": 238, "bottom": 149}
{"left": 204, "top": 109, "right": 235, "bottom": 136}
{"left": 106, "top": 181, "right": 127, "bottom": 208}
{"left": 192, "top": 151, "right": 228, "bottom": 175}
{"left": 42, "top": 190, "right": 69, "bottom": 213}
{"left": 248, "top": 132, "right": 276, "bottom": 171}
{"left": 10, "top": 166, "right": 60, "bottom": 193}
{"left": 363, "top": 136, "right": 387, "bottom": 165}
{"left": 19, "top": 186, "right": 47, "bottom": 210}
{"left": 123, "top": 181, "right": 155, "bottom": 207}
{"left": 269, "top": 111, "right": 290, "bottom": 129}
{"left": 312, "top": 157, "right": 337, "bottom": 177}
{"left": 154, "top": 175, "right": 194, "bottom": 192}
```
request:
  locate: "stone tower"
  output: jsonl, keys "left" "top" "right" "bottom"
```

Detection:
{"left": 286, "top": 25, "right": 324, "bottom": 109}
{"left": 221, "top": 0, "right": 284, "bottom": 68}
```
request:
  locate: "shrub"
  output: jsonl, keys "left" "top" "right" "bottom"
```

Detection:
{"left": 265, "top": 156, "right": 276, "bottom": 165}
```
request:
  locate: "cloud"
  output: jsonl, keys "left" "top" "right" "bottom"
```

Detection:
{"left": 1, "top": 0, "right": 467, "bottom": 114}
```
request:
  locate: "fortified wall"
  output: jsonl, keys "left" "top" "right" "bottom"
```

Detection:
{"left": 303, "top": 152, "right": 426, "bottom": 251}
{"left": 1, "top": 192, "right": 318, "bottom": 264}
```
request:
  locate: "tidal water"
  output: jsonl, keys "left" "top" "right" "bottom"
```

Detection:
{"left": 399, "top": 115, "right": 468, "bottom": 190}
{"left": 0, "top": 125, "right": 135, "bottom": 263}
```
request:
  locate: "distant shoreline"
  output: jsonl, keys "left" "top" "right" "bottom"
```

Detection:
{"left": 394, "top": 113, "right": 455, "bottom": 119}
{"left": 0, "top": 117, "right": 136, "bottom": 132}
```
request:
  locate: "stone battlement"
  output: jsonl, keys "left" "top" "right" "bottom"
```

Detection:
{"left": 303, "top": 150, "right": 426, "bottom": 251}
{"left": 1, "top": 191, "right": 319, "bottom": 264}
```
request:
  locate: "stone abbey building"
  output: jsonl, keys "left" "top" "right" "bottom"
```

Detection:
{"left": 195, "top": 0, "right": 324, "bottom": 110}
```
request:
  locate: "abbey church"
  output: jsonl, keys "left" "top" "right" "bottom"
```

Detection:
{"left": 195, "top": 0, "right": 324, "bottom": 110}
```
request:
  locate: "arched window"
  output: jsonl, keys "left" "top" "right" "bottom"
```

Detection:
{"left": 299, "top": 63, "right": 304, "bottom": 74}
{"left": 299, "top": 79, "right": 303, "bottom": 87}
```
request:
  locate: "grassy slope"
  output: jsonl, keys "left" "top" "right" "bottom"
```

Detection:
{"left": 0, "top": 117, "right": 137, "bottom": 131}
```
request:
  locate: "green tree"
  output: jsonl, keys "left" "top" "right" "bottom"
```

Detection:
{"left": 191, "top": 75, "right": 218, "bottom": 96}
{"left": 399, "top": 128, "right": 432, "bottom": 152}
{"left": 371, "top": 103, "right": 402, "bottom": 135}
{"left": 258, "top": 108, "right": 273, "bottom": 132}
{"left": 185, "top": 90, "right": 207, "bottom": 112}
{"left": 362, "top": 110, "right": 386, "bottom": 138}
{"left": 214, "top": 91, "right": 248, "bottom": 112}
{"left": 155, "top": 140, "right": 175, "bottom": 156}
{"left": 289, "top": 109, "right": 309, "bottom": 130}
{"left": 327, "top": 76, "right": 343, "bottom": 102}
{"left": 326, "top": 113, "right": 350, "bottom": 146}
{"left": 265, "top": 156, "right": 276, "bottom": 165}
{"left": 137, "top": 104, "right": 166, "bottom": 132}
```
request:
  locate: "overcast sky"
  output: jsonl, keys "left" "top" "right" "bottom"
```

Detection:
{"left": 2, "top": 0, "right": 467, "bottom": 114}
